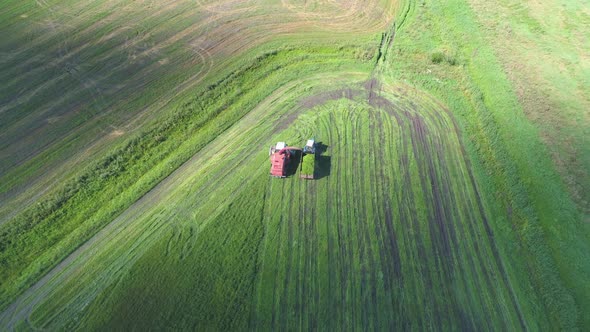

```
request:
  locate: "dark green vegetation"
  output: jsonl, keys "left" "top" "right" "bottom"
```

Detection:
{"left": 1, "top": 0, "right": 588, "bottom": 330}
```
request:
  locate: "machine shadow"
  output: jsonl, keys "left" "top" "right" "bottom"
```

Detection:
{"left": 315, "top": 142, "right": 331, "bottom": 179}
{"left": 285, "top": 151, "right": 302, "bottom": 177}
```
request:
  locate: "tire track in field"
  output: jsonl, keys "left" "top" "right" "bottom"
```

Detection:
{"left": 247, "top": 81, "right": 526, "bottom": 329}
{"left": 427, "top": 118, "right": 486, "bottom": 329}
{"left": 430, "top": 128, "right": 500, "bottom": 329}
{"left": 368, "top": 112, "right": 386, "bottom": 328}
{"left": 294, "top": 179, "right": 302, "bottom": 330}
{"left": 410, "top": 111, "right": 466, "bottom": 328}
{"left": 461, "top": 144, "right": 528, "bottom": 330}
{"left": 35, "top": 0, "right": 179, "bottom": 63}
{"left": 295, "top": 178, "right": 304, "bottom": 329}
{"left": 409, "top": 115, "right": 451, "bottom": 262}
{"left": 270, "top": 213, "right": 283, "bottom": 330}
{"left": 264, "top": 81, "right": 528, "bottom": 328}
{"left": 350, "top": 111, "right": 363, "bottom": 328}
{"left": 307, "top": 180, "right": 319, "bottom": 330}
{"left": 341, "top": 112, "right": 356, "bottom": 328}
{"left": 34, "top": 0, "right": 109, "bottom": 118}
{"left": 397, "top": 84, "right": 526, "bottom": 329}
{"left": 302, "top": 179, "right": 314, "bottom": 330}
{"left": 340, "top": 111, "right": 357, "bottom": 328}
{"left": 278, "top": 178, "right": 295, "bottom": 331}
{"left": 398, "top": 123, "right": 430, "bottom": 330}
{"left": 320, "top": 113, "right": 338, "bottom": 330}
{"left": 389, "top": 99, "right": 432, "bottom": 328}
{"left": 398, "top": 85, "right": 520, "bottom": 326}
{"left": 328, "top": 110, "right": 347, "bottom": 330}
{"left": 379, "top": 106, "right": 413, "bottom": 329}
{"left": 195, "top": 0, "right": 260, "bottom": 15}
{"left": 2, "top": 1, "right": 172, "bottom": 96}
{"left": 248, "top": 176, "right": 272, "bottom": 329}
{"left": 391, "top": 108, "right": 420, "bottom": 329}
{"left": 366, "top": 109, "right": 397, "bottom": 327}
{"left": 351, "top": 111, "right": 375, "bottom": 328}
{"left": 372, "top": 102, "right": 407, "bottom": 328}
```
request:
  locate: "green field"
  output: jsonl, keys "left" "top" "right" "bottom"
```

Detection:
{"left": 1, "top": 0, "right": 589, "bottom": 330}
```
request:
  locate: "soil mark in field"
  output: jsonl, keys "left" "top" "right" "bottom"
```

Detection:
{"left": 252, "top": 81, "right": 526, "bottom": 329}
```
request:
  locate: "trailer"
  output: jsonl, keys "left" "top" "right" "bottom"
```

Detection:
{"left": 300, "top": 139, "right": 316, "bottom": 179}
{"left": 300, "top": 153, "right": 316, "bottom": 179}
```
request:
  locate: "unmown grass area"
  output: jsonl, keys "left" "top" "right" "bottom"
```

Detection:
{"left": 468, "top": 0, "right": 590, "bottom": 214}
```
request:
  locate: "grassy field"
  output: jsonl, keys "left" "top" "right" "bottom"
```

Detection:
{"left": 75, "top": 96, "right": 531, "bottom": 330}
{"left": 1, "top": 0, "right": 588, "bottom": 330}
{"left": 468, "top": 0, "right": 590, "bottom": 215}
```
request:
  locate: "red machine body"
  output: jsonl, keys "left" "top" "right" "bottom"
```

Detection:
{"left": 270, "top": 148, "right": 290, "bottom": 177}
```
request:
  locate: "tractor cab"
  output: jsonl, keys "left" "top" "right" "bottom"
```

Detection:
{"left": 303, "top": 139, "right": 316, "bottom": 154}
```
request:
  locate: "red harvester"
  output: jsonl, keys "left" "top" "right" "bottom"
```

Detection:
{"left": 269, "top": 142, "right": 301, "bottom": 178}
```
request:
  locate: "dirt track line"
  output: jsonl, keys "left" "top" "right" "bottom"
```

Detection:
{"left": 278, "top": 180, "right": 294, "bottom": 330}
{"left": 248, "top": 175, "right": 272, "bottom": 329}
{"left": 353, "top": 111, "right": 367, "bottom": 328}
{"left": 308, "top": 181, "right": 320, "bottom": 330}
{"left": 317, "top": 110, "right": 338, "bottom": 329}
{"left": 367, "top": 110, "right": 396, "bottom": 325}
{"left": 367, "top": 147, "right": 380, "bottom": 328}
{"left": 327, "top": 110, "right": 346, "bottom": 330}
